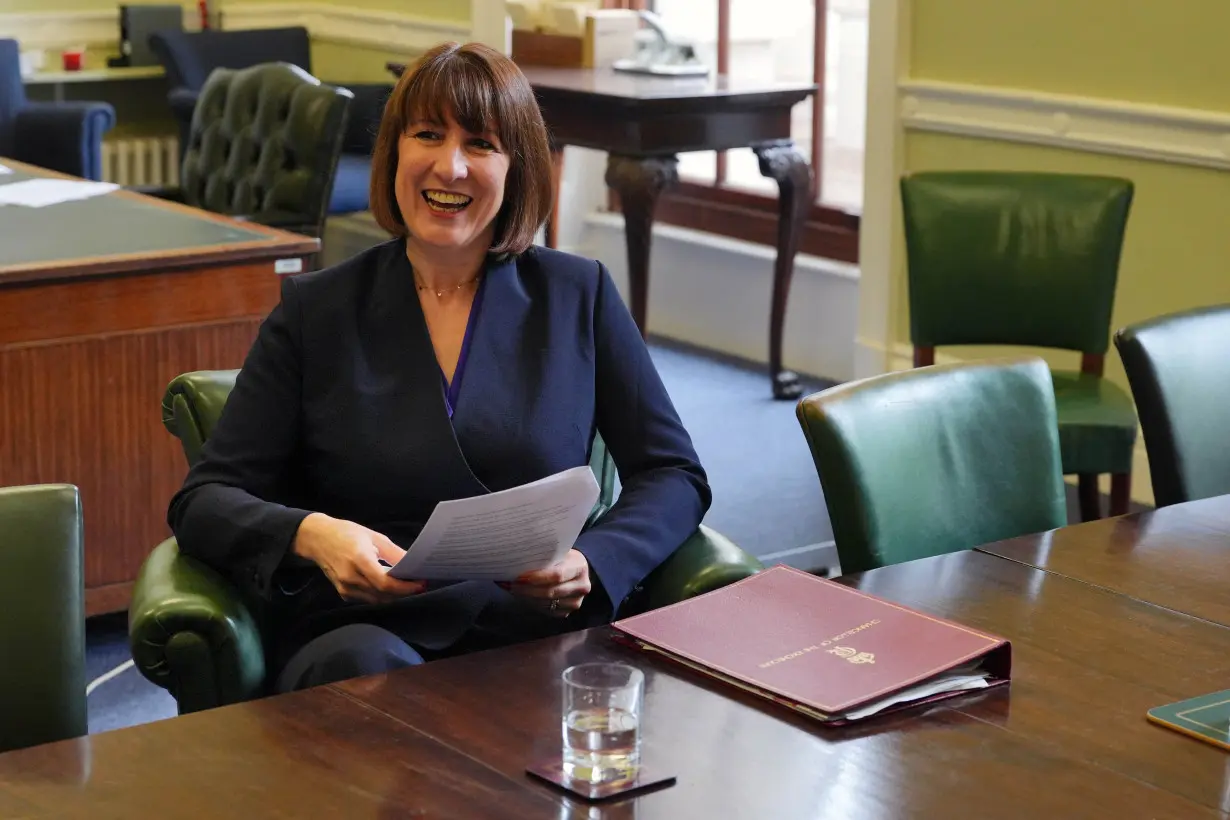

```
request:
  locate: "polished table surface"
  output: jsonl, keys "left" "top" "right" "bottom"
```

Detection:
{"left": 6, "top": 547, "right": 1230, "bottom": 818}
{"left": 978, "top": 494, "right": 1230, "bottom": 627}
{"left": 0, "top": 161, "right": 315, "bottom": 284}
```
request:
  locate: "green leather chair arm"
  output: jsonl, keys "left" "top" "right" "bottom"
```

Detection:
{"left": 623, "top": 524, "right": 763, "bottom": 616}
{"left": 129, "top": 538, "right": 266, "bottom": 714}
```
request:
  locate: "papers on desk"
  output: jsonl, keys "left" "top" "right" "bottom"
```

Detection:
{"left": 0, "top": 178, "right": 118, "bottom": 207}
{"left": 388, "top": 466, "right": 601, "bottom": 582}
{"left": 0, "top": 164, "right": 11, "bottom": 175}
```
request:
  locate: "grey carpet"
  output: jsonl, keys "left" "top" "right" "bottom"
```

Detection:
{"left": 85, "top": 339, "right": 840, "bottom": 734}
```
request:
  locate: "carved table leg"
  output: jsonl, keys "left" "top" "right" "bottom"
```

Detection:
{"left": 753, "top": 141, "right": 813, "bottom": 400}
{"left": 604, "top": 154, "right": 679, "bottom": 338}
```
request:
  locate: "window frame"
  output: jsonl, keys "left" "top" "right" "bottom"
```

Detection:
{"left": 603, "top": 0, "right": 859, "bottom": 263}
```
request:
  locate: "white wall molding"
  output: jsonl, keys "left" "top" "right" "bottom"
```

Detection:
{"left": 2, "top": 5, "right": 470, "bottom": 55}
{"left": 0, "top": 9, "right": 181, "bottom": 51}
{"left": 854, "top": 0, "right": 908, "bottom": 381}
{"left": 222, "top": 3, "right": 469, "bottom": 52}
{"left": 900, "top": 79, "right": 1230, "bottom": 172}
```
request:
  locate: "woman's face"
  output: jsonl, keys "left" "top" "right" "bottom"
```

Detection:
{"left": 395, "top": 113, "right": 510, "bottom": 257}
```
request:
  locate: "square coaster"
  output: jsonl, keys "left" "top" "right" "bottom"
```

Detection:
{"left": 526, "top": 756, "right": 676, "bottom": 802}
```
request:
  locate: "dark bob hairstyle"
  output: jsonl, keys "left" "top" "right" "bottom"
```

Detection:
{"left": 369, "top": 42, "right": 554, "bottom": 257}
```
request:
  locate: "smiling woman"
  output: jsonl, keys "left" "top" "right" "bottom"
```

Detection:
{"left": 369, "top": 42, "right": 553, "bottom": 260}
{"left": 165, "top": 41, "right": 713, "bottom": 696}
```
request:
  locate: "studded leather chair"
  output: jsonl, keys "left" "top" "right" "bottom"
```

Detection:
{"left": 149, "top": 62, "right": 352, "bottom": 243}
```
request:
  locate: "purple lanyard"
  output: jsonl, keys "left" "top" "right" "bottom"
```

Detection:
{"left": 441, "top": 274, "right": 486, "bottom": 419}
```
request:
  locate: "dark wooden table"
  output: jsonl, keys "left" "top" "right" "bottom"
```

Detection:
{"left": 388, "top": 61, "right": 817, "bottom": 399}
{"left": 0, "top": 158, "right": 317, "bottom": 615}
{"left": 978, "top": 494, "right": 1230, "bottom": 627}
{"left": 7, "top": 549, "right": 1230, "bottom": 817}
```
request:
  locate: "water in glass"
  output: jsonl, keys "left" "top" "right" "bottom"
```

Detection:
{"left": 560, "top": 663, "right": 644, "bottom": 784}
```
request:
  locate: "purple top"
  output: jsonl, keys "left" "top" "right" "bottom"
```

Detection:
{"left": 440, "top": 274, "right": 487, "bottom": 419}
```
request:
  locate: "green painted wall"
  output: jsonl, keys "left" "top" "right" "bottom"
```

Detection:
{"left": 311, "top": 41, "right": 422, "bottom": 85}
{"left": 911, "top": 0, "right": 1230, "bottom": 110}
{"left": 899, "top": 0, "right": 1230, "bottom": 397}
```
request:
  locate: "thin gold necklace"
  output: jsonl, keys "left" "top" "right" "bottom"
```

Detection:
{"left": 415, "top": 275, "right": 481, "bottom": 298}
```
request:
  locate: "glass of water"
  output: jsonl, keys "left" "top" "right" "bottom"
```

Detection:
{"left": 561, "top": 662, "right": 644, "bottom": 784}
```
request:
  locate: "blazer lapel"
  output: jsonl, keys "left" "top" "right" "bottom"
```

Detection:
{"left": 449, "top": 255, "right": 533, "bottom": 488}
{"left": 379, "top": 242, "right": 491, "bottom": 499}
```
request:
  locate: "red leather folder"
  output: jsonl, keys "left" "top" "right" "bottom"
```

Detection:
{"left": 612, "top": 565, "right": 1011, "bottom": 724}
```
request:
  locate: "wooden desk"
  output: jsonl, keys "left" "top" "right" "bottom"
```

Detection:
{"left": 977, "top": 494, "right": 1230, "bottom": 627}
{"left": 0, "top": 159, "right": 318, "bottom": 615}
{"left": 388, "top": 61, "right": 817, "bottom": 399}
{"left": 4, "top": 549, "right": 1230, "bottom": 816}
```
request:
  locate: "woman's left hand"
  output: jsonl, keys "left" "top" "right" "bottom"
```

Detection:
{"left": 505, "top": 549, "right": 591, "bottom": 617}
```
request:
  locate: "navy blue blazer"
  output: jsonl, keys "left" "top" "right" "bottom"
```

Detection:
{"left": 168, "top": 239, "right": 710, "bottom": 654}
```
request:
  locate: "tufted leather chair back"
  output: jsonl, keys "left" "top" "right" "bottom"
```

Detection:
{"left": 181, "top": 62, "right": 352, "bottom": 239}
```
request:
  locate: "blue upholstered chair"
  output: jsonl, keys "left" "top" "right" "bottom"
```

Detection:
{"left": 0, "top": 39, "right": 115, "bottom": 180}
{"left": 148, "top": 27, "right": 387, "bottom": 215}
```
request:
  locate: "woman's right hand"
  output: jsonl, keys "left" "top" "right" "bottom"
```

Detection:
{"left": 291, "top": 513, "right": 426, "bottom": 604}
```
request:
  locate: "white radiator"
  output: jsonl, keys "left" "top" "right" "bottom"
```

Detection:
{"left": 101, "top": 137, "right": 180, "bottom": 187}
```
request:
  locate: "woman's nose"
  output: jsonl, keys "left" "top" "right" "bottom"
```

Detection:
{"left": 433, "top": 142, "right": 468, "bottom": 181}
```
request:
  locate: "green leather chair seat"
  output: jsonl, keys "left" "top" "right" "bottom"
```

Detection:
{"left": 1053, "top": 370, "right": 1138, "bottom": 475}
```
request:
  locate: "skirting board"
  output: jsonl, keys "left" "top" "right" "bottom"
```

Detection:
{"left": 853, "top": 336, "right": 1155, "bottom": 506}
{"left": 573, "top": 211, "right": 860, "bottom": 384}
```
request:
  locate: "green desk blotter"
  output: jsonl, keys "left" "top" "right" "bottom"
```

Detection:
{"left": 1148, "top": 689, "right": 1230, "bottom": 751}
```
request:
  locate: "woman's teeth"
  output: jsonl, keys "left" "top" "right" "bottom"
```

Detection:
{"left": 423, "top": 191, "right": 472, "bottom": 212}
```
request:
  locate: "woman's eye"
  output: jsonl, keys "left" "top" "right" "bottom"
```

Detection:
{"left": 413, "top": 130, "right": 442, "bottom": 141}
{"left": 471, "top": 138, "right": 497, "bottom": 152}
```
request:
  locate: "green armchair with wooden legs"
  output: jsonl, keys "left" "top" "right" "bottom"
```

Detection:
{"left": 129, "top": 370, "right": 762, "bottom": 714}
{"left": 900, "top": 171, "right": 1137, "bottom": 520}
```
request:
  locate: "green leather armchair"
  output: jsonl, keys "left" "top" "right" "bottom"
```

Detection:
{"left": 0, "top": 484, "right": 86, "bottom": 753}
{"left": 797, "top": 357, "right": 1067, "bottom": 574}
{"left": 900, "top": 171, "right": 1137, "bottom": 520}
{"left": 1114, "top": 305, "right": 1230, "bottom": 507}
{"left": 145, "top": 62, "right": 352, "bottom": 242}
{"left": 131, "top": 371, "right": 762, "bottom": 714}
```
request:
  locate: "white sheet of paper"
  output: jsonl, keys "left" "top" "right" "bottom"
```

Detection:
{"left": 0, "top": 164, "right": 12, "bottom": 174}
{"left": 388, "top": 466, "right": 601, "bottom": 581}
{"left": 0, "top": 178, "right": 118, "bottom": 207}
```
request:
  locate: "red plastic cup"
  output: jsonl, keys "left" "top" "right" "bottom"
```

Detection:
{"left": 62, "top": 50, "right": 83, "bottom": 71}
